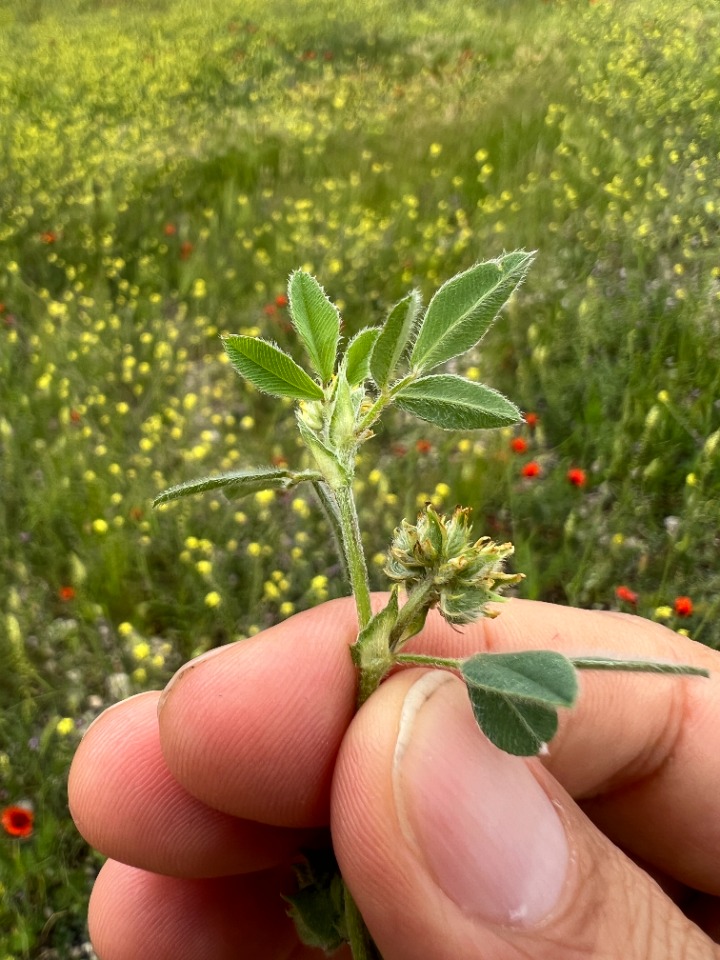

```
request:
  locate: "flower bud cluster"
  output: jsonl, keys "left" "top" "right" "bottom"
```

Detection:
{"left": 385, "top": 504, "right": 523, "bottom": 624}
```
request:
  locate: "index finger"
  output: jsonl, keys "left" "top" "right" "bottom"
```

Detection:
{"left": 157, "top": 597, "right": 720, "bottom": 889}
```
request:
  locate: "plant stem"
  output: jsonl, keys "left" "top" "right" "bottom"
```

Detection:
{"left": 571, "top": 657, "right": 709, "bottom": 677}
{"left": 356, "top": 373, "right": 417, "bottom": 434}
{"left": 311, "top": 480, "right": 350, "bottom": 584}
{"left": 394, "top": 652, "right": 462, "bottom": 670}
{"left": 334, "top": 481, "right": 373, "bottom": 630}
{"left": 344, "top": 883, "right": 382, "bottom": 960}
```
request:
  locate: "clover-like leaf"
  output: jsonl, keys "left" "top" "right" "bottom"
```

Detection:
{"left": 410, "top": 252, "right": 534, "bottom": 372}
{"left": 223, "top": 335, "right": 324, "bottom": 400}
{"left": 461, "top": 651, "right": 577, "bottom": 756}
{"left": 288, "top": 270, "right": 341, "bottom": 383}
{"left": 394, "top": 374, "right": 522, "bottom": 430}
{"left": 370, "top": 290, "right": 422, "bottom": 388}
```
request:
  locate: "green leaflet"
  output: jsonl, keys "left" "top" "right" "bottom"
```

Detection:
{"left": 342, "top": 327, "right": 380, "bottom": 386}
{"left": 394, "top": 374, "right": 522, "bottom": 430}
{"left": 223, "top": 335, "right": 324, "bottom": 400}
{"left": 461, "top": 651, "right": 578, "bottom": 756}
{"left": 288, "top": 270, "right": 341, "bottom": 383}
{"left": 410, "top": 252, "right": 534, "bottom": 372}
{"left": 370, "top": 290, "right": 422, "bottom": 387}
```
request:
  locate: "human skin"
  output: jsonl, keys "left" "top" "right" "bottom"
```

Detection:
{"left": 69, "top": 598, "right": 720, "bottom": 959}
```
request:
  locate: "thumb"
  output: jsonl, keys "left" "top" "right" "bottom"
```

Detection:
{"left": 331, "top": 669, "right": 717, "bottom": 960}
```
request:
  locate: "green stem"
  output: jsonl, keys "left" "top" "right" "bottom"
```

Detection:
{"left": 394, "top": 652, "right": 462, "bottom": 670}
{"left": 344, "top": 883, "right": 382, "bottom": 960}
{"left": 571, "top": 657, "right": 709, "bottom": 677}
{"left": 311, "top": 480, "right": 350, "bottom": 585}
{"left": 334, "top": 482, "right": 373, "bottom": 630}
{"left": 356, "top": 373, "right": 417, "bottom": 434}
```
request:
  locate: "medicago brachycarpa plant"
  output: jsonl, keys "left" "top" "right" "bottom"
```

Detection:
{"left": 155, "top": 252, "right": 707, "bottom": 958}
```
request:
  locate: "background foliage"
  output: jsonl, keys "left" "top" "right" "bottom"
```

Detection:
{"left": 1, "top": 0, "right": 718, "bottom": 954}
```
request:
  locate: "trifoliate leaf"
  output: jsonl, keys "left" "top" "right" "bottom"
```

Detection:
{"left": 223, "top": 335, "right": 323, "bottom": 400}
{"left": 288, "top": 270, "right": 341, "bottom": 383}
{"left": 410, "top": 252, "right": 534, "bottom": 372}
{"left": 394, "top": 375, "right": 522, "bottom": 430}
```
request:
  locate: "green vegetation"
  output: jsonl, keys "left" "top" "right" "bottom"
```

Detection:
{"left": 1, "top": 0, "right": 718, "bottom": 954}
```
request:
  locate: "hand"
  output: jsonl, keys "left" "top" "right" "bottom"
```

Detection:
{"left": 69, "top": 598, "right": 720, "bottom": 959}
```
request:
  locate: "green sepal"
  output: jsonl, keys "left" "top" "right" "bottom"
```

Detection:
{"left": 394, "top": 375, "right": 522, "bottom": 430}
{"left": 284, "top": 846, "right": 347, "bottom": 952}
{"left": 153, "top": 467, "right": 322, "bottom": 506}
{"left": 288, "top": 270, "right": 341, "bottom": 384}
{"left": 223, "top": 335, "right": 324, "bottom": 400}
{"left": 461, "top": 651, "right": 578, "bottom": 756}
{"left": 410, "top": 252, "right": 535, "bottom": 372}
{"left": 370, "top": 290, "right": 422, "bottom": 387}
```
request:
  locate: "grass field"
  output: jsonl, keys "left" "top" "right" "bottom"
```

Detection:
{"left": 1, "top": 0, "right": 719, "bottom": 954}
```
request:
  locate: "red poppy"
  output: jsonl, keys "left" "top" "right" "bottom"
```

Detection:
{"left": 179, "top": 241, "right": 194, "bottom": 260}
{"left": 58, "top": 586, "right": 76, "bottom": 601}
{"left": 2, "top": 805, "right": 34, "bottom": 838}
{"left": 129, "top": 507, "right": 143, "bottom": 521}
{"left": 524, "top": 412, "right": 539, "bottom": 428}
{"left": 510, "top": 437, "right": 528, "bottom": 454}
{"left": 615, "top": 585, "right": 638, "bottom": 605}
{"left": 391, "top": 444, "right": 408, "bottom": 457}
{"left": 0, "top": 302, "right": 5, "bottom": 313}
{"left": 70, "top": 409, "right": 82, "bottom": 423}
{"left": 271, "top": 454, "right": 288, "bottom": 468}
{"left": 415, "top": 439, "right": 432, "bottom": 454}
{"left": 674, "top": 596, "right": 693, "bottom": 617}
{"left": 163, "top": 223, "right": 177, "bottom": 237}
{"left": 263, "top": 303, "right": 277, "bottom": 317}
{"left": 40, "top": 231, "right": 57, "bottom": 244}
{"left": 275, "top": 294, "right": 288, "bottom": 308}
{"left": 521, "top": 461, "right": 541, "bottom": 478}
{"left": 567, "top": 468, "right": 587, "bottom": 487}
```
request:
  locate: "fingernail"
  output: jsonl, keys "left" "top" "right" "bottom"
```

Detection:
{"left": 393, "top": 672, "right": 569, "bottom": 927}
{"left": 157, "top": 643, "right": 230, "bottom": 716}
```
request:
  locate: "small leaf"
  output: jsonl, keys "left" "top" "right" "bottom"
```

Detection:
{"left": 462, "top": 651, "right": 578, "bottom": 706}
{"left": 342, "top": 327, "right": 380, "bottom": 386}
{"left": 394, "top": 375, "right": 522, "bottom": 430}
{"left": 370, "top": 290, "right": 422, "bottom": 387}
{"left": 288, "top": 270, "right": 341, "bottom": 383}
{"left": 153, "top": 467, "right": 320, "bottom": 506}
{"left": 223, "top": 335, "right": 324, "bottom": 400}
{"left": 461, "top": 651, "right": 578, "bottom": 756}
{"left": 410, "top": 252, "right": 535, "bottom": 372}
{"left": 465, "top": 689, "right": 559, "bottom": 756}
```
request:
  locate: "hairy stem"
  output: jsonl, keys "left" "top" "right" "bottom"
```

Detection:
{"left": 571, "top": 657, "right": 709, "bottom": 677}
{"left": 334, "top": 481, "right": 373, "bottom": 630}
{"left": 394, "top": 652, "right": 462, "bottom": 670}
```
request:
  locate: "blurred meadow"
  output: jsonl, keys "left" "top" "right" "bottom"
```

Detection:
{"left": 1, "top": 0, "right": 719, "bottom": 954}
